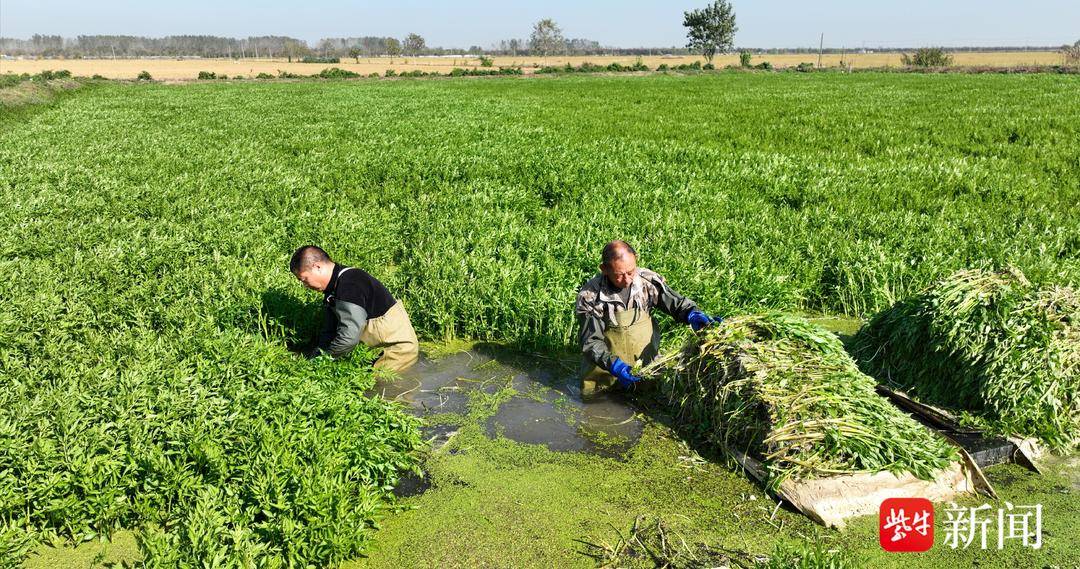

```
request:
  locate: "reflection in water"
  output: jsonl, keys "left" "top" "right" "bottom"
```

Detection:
{"left": 365, "top": 349, "right": 644, "bottom": 458}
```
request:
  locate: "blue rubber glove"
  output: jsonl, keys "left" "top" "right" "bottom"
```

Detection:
{"left": 688, "top": 310, "right": 723, "bottom": 332}
{"left": 608, "top": 358, "right": 641, "bottom": 389}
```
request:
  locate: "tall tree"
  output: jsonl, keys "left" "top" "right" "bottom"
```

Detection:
{"left": 284, "top": 39, "right": 307, "bottom": 62}
{"left": 683, "top": 0, "right": 738, "bottom": 63}
{"left": 385, "top": 37, "right": 402, "bottom": 57}
{"left": 529, "top": 19, "right": 565, "bottom": 57}
{"left": 403, "top": 33, "right": 426, "bottom": 56}
{"left": 316, "top": 38, "right": 338, "bottom": 58}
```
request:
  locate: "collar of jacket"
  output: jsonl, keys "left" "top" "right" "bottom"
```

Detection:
{"left": 595, "top": 270, "right": 645, "bottom": 308}
{"left": 324, "top": 264, "right": 349, "bottom": 298}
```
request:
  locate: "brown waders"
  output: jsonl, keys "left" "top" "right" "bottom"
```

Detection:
{"left": 579, "top": 307, "right": 661, "bottom": 397}
{"left": 359, "top": 301, "right": 420, "bottom": 374}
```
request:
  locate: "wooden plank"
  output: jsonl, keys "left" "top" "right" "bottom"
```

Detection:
{"left": 877, "top": 385, "right": 1042, "bottom": 475}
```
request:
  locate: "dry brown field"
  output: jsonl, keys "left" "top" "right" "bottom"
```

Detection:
{"left": 0, "top": 51, "right": 1068, "bottom": 80}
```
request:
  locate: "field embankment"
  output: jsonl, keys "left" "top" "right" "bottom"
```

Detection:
{"left": 0, "top": 75, "right": 89, "bottom": 116}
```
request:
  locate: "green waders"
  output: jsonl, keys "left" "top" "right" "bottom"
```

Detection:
{"left": 579, "top": 307, "right": 661, "bottom": 397}
{"left": 359, "top": 301, "right": 420, "bottom": 374}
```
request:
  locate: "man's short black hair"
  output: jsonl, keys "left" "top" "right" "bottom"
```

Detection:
{"left": 290, "top": 245, "right": 331, "bottom": 273}
{"left": 601, "top": 240, "right": 637, "bottom": 267}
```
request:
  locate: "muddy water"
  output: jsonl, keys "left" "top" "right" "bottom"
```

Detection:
{"left": 365, "top": 348, "right": 644, "bottom": 459}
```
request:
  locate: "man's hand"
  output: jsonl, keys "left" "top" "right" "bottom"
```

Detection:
{"left": 609, "top": 358, "right": 642, "bottom": 389}
{"left": 687, "top": 310, "right": 723, "bottom": 332}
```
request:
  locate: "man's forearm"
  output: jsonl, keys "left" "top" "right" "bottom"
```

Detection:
{"left": 326, "top": 301, "right": 367, "bottom": 357}
{"left": 579, "top": 314, "right": 616, "bottom": 370}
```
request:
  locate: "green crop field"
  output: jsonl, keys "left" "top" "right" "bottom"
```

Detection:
{"left": 2, "top": 73, "right": 1079, "bottom": 567}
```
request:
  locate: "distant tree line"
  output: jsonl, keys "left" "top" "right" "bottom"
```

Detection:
{"left": 489, "top": 37, "right": 610, "bottom": 56}
{"left": 0, "top": 32, "right": 668, "bottom": 59}
{"left": 0, "top": 34, "right": 313, "bottom": 59}
{"left": 0, "top": 30, "right": 1068, "bottom": 60}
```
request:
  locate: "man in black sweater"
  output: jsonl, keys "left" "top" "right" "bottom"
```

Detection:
{"left": 290, "top": 245, "right": 419, "bottom": 373}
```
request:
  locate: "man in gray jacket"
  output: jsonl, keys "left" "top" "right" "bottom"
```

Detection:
{"left": 290, "top": 245, "right": 419, "bottom": 373}
{"left": 576, "top": 240, "right": 721, "bottom": 396}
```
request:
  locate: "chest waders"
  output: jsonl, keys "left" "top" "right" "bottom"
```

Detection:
{"left": 359, "top": 301, "right": 420, "bottom": 374}
{"left": 580, "top": 307, "right": 661, "bottom": 397}
{"left": 335, "top": 268, "right": 420, "bottom": 374}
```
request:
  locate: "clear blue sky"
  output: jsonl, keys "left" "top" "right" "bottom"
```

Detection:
{"left": 1, "top": 0, "right": 1076, "bottom": 48}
